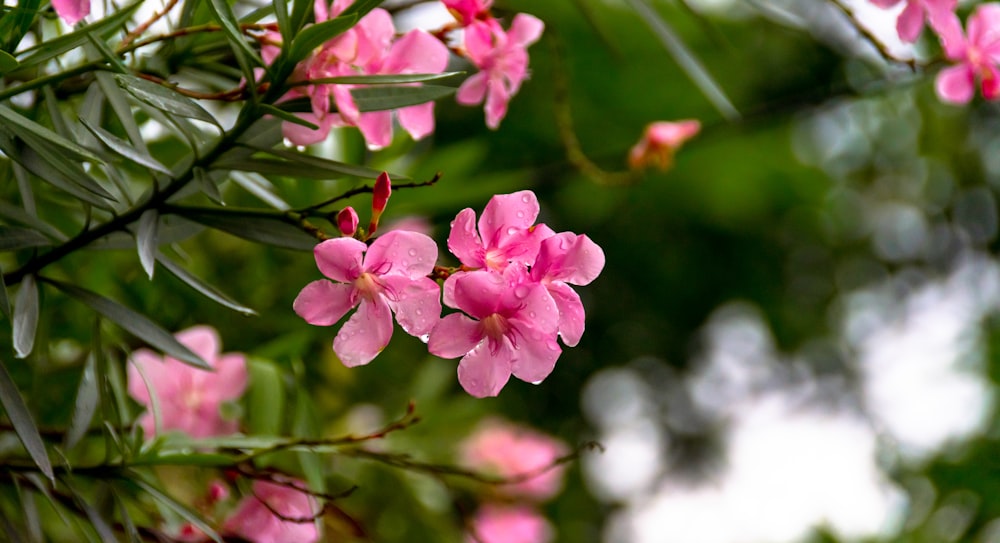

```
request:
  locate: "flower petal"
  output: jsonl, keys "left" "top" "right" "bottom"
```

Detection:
{"left": 384, "top": 276, "right": 442, "bottom": 337}
{"left": 383, "top": 30, "right": 449, "bottom": 74}
{"left": 508, "top": 13, "right": 545, "bottom": 48}
{"left": 356, "top": 110, "right": 394, "bottom": 150}
{"left": 176, "top": 326, "right": 221, "bottom": 364}
{"left": 935, "top": 64, "right": 975, "bottom": 104}
{"left": 333, "top": 298, "right": 394, "bottom": 367}
{"left": 533, "top": 232, "right": 605, "bottom": 285}
{"left": 456, "top": 72, "right": 489, "bottom": 106}
{"left": 547, "top": 282, "right": 586, "bottom": 347}
{"left": 509, "top": 324, "right": 560, "bottom": 385}
{"left": 457, "top": 341, "right": 513, "bottom": 398}
{"left": 127, "top": 349, "right": 168, "bottom": 404}
{"left": 429, "top": 313, "right": 484, "bottom": 358}
{"left": 448, "top": 208, "right": 485, "bottom": 267}
{"left": 314, "top": 237, "right": 366, "bottom": 283}
{"left": 398, "top": 102, "right": 436, "bottom": 141}
{"left": 478, "top": 191, "right": 540, "bottom": 249}
{"left": 52, "top": 0, "right": 89, "bottom": 25}
{"left": 453, "top": 270, "right": 506, "bottom": 318}
{"left": 294, "top": 280, "right": 358, "bottom": 326}
{"left": 365, "top": 230, "right": 438, "bottom": 278}
{"left": 895, "top": 1, "right": 925, "bottom": 42}
{"left": 210, "top": 353, "right": 249, "bottom": 402}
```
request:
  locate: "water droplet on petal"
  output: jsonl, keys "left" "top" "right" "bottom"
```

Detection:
{"left": 408, "top": 248, "right": 417, "bottom": 257}
{"left": 515, "top": 210, "right": 525, "bottom": 218}
{"left": 521, "top": 194, "right": 531, "bottom": 203}
{"left": 514, "top": 285, "right": 531, "bottom": 298}
{"left": 419, "top": 334, "right": 430, "bottom": 344}
{"left": 528, "top": 311, "right": 536, "bottom": 318}
{"left": 507, "top": 227, "right": 517, "bottom": 235}
{"left": 416, "top": 309, "right": 423, "bottom": 316}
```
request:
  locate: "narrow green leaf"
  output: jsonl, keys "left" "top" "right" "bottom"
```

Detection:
{"left": 0, "top": 105, "right": 103, "bottom": 164}
{"left": 111, "top": 488, "right": 141, "bottom": 543}
{"left": 2, "top": 141, "right": 116, "bottom": 210}
{"left": 16, "top": 1, "right": 142, "bottom": 68}
{"left": 288, "top": 0, "right": 314, "bottom": 38}
{"left": 0, "top": 359, "right": 54, "bottom": 482}
{"left": 0, "top": 203, "right": 64, "bottom": 242}
{"left": 0, "top": 51, "right": 18, "bottom": 75}
{"left": 0, "top": 226, "right": 52, "bottom": 251}
{"left": 94, "top": 72, "right": 145, "bottom": 150}
{"left": 64, "top": 355, "right": 99, "bottom": 450}
{"left": 252, "top": 145, "right": 396, "bottom": 180}
{"left": 0, "top": 506, "right": 26, "bottom": 543}
{"left": 166, "top": 434, "right": 288, "bottom": 450}
{"left": 229, "top": 172, "right": 290, "bottom": 210}
{"left": 92, "top": 216, "right": 203, "bottom": 250}
{"left": 64, "top": 481, "right": 117, "bottom": 543}
{"left": 288, "top": 13, "right": 359, "bottom": 64}
{"left": 13, "top": 478, "right": 42, "bottom": 543}
{"left": 213, "top": 157, "right": 355, "bottom": 179}
{"left": 0, "top": 271, "right": 10, "bottom": 320}
{"left": 83, "top": 31, "right": 128, "bottom": 75}
{"left": 136, "top": 210, "right": 159, "bottom": 280}
{"left": 176, "top": 210, "right": 317, "bottom": 250}
{"left": 273, "top": 0, "right": 291, "bottom": 44}
{"left": 248, "top": 360, "right": 284, "bottom": 435}
{"left": 258, "top": 103, "right": 319, "bottom": 131}
{"left": 203, "top": 0, "right": 262, "bottom": 88}
{"left": 114, "top": 74, "right": 218, "bottom": 126}
{"left": 48, "top": 280, "right": 209, "bottom": 370}
{"left": 129, "top": 473, "right": 223, "bottom": 543}
{"left": 0, "top": 0, "right": 41, "bottom": 52}
{"left": 351, "top": 84, "right": 456, "bottom": 112}
{"left": 305, "top": 72, "right": 463, "bottom": 85}
{"left": 157, "top": 252, "right": 257, "bottom": 316}
{"left": 79, "top": 118, "right": 171, "bottom": 175}
{"left": 194, "top": 167, "right": 224, "bottom": 205}
{"left": 12, "top": 275, "right": 38, "bottom": 359}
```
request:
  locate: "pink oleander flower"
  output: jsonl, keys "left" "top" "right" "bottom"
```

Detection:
{"left": 126, "top": 326, "right": 247, "bottom": 439}
{"left": 461, "top": 419, "right": 569, "bottom": 500}
{"left": 52, "top": 0, "right": 89, "bottom": 25}
{"left": 443, "top": 0, "right": 493, "bottom": 26}
{"left": 447, "top": 190, "right": 553, "bottom": 273}
{"left": 868, "top": 0, "right": 957, "bottom": 43}
{"left": 934, "top": 3, "right": 1000, "bottom": 104}
{"left": 428, "top": 268, "right": 560, "bottom": 398}
{"left": 294, "top": 230, "right": 441, "bottom": 367}
{"left": 456, "top": 14, "right": 544, "bottom": 129}
{"left": 530, "top": 232, "right": 605, "bottom": 347}
{"left": 627, "top": 120, "right": 700, "bottom": 171}
{"left": 283, "top": 1, "right": 450, "bottom": 149}
{"left": 221, "top": 479, "right": 320, "bottom": 543}
{"left": 466, "top": 505, "right": 553, "bottom": 543}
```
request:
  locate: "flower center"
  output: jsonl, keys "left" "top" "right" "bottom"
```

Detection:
{"left": 353, "top": 272, "right": 383, "bottom": 301}
{"left": 481, "top": 313, "right": 509, "bottom": 342}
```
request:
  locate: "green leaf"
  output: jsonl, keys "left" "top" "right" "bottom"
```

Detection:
{"left": 304, "top": 72, "right": 463, "bottom": 85}
{"left": 64, "top": 355, "right": 99, "bottom": 450}
{"left": 65, "top": 481, "right": 117, "bottom": 542}
{"left": 273, "top": 0, "right": 291, "bottom": 44}
{"left": 351, "top": 84, "right": 456, "bottom": 112}
{"left": 194, "top": 167, "right": 224, "bottom": 205}
{"left": 0, "top": 226, "right": 52, "bottom": 251}
{"left": 16, "top": 1, "right": 142, "bottom": 68}
{"left": 134, "top": 451, "right": 234, "bottom": 467}
{"left": 111, "top": 488, "right": 141, "bottom": 543}
{"left": 176, "top": 210, "right": 318, "bottom": 250}
{"left": 94, "top": 72, "right": 145, "bottom": 150}
{"left": 0, "top": 104, "right": 103, "bottom": 164}
{"left": 0, "top": 50, "right": 18, "bottom": 75}
{"left": 114, "top": 74, "right": 218, "bottom": 127}
{"left": 12, "top": 275, "right": 37, "bottom": 359}
{"left": 12, "top": 478, "right": 42, "bottom": 543}
{"left": 0, "top": 0, "right": 41, "bottom": 52}
{"left": 0, "top": 140, "right": 116, "bottom": 210}
{"left": 248, "top": 145, "right": 395, "bottom": 180}
{"left": 203, "top": 0, "right": 262, "bottom": 92}
{"left": 48, "top": 280, "right": 209, "bottom": 370}
{"left": 0, "top": 202, "right": 65, "bottom": 242}
{"left": 213, "top": 157, "right": 366, "bottom": 180}
{"left": 136, "top": 210, "right": 159, "bottom": 280}
{"left": 258, "top": 103, "right": 319, "bottom": 131}
{"left": 0, "top": 272, "right": 10, "bottom": 320}
{"left": 247, "top": 359, "right": 284, "bottom": 435}
{"left": 229, "top": 172, "right": 290, "bottom": 210}
{"left": 0, "top": 359, "right": 54, "bottom": 482}
{"left": 156, "top": 252, "right": 257, "bottom": 316}
{"left": 129, "top": 473, "right": 223, "bottom": 543}
{"left": 288, "top": 13, "right": 359, "bottom": 64}
{"left": 293, "top": 386, "right": 326, "bottom": 494}
{"left": 79, "top": 118, "right": 171, "bottom": 175}
{"left": 167, "top": 434, "right": 288, "bottom": 450}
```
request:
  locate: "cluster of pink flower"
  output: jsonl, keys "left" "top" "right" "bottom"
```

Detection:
{"left": 460, "top": 419, "right": 568, "bottom": 543}
{"left": 869, "top": 1, "right": 1000, "bottom": 104}
{"left": 127, "top": 327, "right": 320, "bottom": 543}
{"left": 274, "top": 0, "right": 543, "bottom": 149}
{"left": 293, "top": 178, "right": 605, "bottom": 398}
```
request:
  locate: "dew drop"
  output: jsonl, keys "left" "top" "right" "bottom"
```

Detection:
{"left": 528, "top": 311, "right": 537, "bottom": 318}
{"left": 408, "top": 248, "right": 418, "bottom": 257}
{"left": 515, "top": 210, "right": 525, "bottom": 218}
{"left": 547, "top": 341, "right": 559, "bottom": 351}
{"left": 514, "top": 285, "right": 531, "bottom": 298}
{"left": 521, "top": 194, "right": 531, "bottom": 203}
{"left": 416, "top": 309, "right": 423, "bottom": 316}
{"left": 419, "top": 334, "right": 430, "bottom": 344}
{"left": 507, "top": 227, "right": 518, "bottom": 235}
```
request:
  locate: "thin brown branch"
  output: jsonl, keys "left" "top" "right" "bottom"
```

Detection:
{"left": 120, "top": 0, "right": 182, "bottom": 49}
{"left": 299, "top": 172, "right": 442, "bottom": 214}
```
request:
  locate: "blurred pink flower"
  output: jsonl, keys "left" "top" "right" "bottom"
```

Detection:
{"left": 531, "top": 232, "right": 605, "bottom": 347}
{"left": 443, "top": 0, "right": 493, "bottom": 26}
{"left": 934, "top": 3, "right": 1000, "bottom": 104}
{"left": 222, "top": 479, "right": 320, "bottom": 543}
{"left": 466, "top": 505, "right": 553, "bottom": 543}
{"left": 868, "top": 0, "right": 956, "bottom": 42}
{"left": 126, "top": 326, "right": 247, "bottom": 439}
{"left": 456, "top": 14, "right": 544, "bottom": 129}
{"left": 627, "top": 120, "right": 700, "bottom": 171}
{"left": 294, "top": 230, "right": 441, "bottom": 367}
{"left": 461, "top": 419, "right": 568, "bottom": 501}
{"left": 52, "top": 0, "right": 89, "bottom": 25}
{"left": 428, "top": 269, "right": 560, "bottom": 398}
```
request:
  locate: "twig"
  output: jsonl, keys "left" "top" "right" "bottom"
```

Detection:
{"left": 298, "top": 172, "right": 442, "bottom": 214}
{"left": 120, "top": 0, "right": 182, "bottom": 49}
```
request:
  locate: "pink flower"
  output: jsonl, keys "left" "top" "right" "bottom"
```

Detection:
{"left": 456, "top": 14, "right": 544, "bottom": 129}
{"left": 530, "top": 232, "right": 605, "bottom": 347}
{"left": 428, "top": 269, "right": 560, "bottom": 398}
{"left": 627, "top": 120, "right": 700, "bottom": 171}
{"left": 443, "top": 0, "right": 493, "bottom": 26}
{"left": 461, "top": 419, "right": 568, "bottom": 501}
{"left": 466, "top": 505, "right": 553, "bottom": 543}
{"left": 52, "top": 0, "right": 89, "bottom": 25}
{"left": 294, "top": 230, "right": 441, "bottom": 367}
{"left": 126, "top": 326, "right": 247, "bottom": 439}
{"left": 934, "top": 3, "right": 1000, "bottom": 104}
{"left": 447, "top": 190, "right": 553, "bottom": 273}
{"left": 221, "top": 479, "right": 320, "bottom": 543}
{"left": 283, "top": 2, "right": 450, "bottom": 149}
{"left": 868, "top": 0, "right": 956, "bottom": 42}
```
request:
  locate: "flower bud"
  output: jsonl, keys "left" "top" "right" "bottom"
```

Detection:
{"left": 369, "top": 172, "right": 392, "bottom": 236}
{"left": 337, "top": 206, "right": 359, "bottom": 237}
{"left": 627, "top": 120, "right": 700, "bottom": 171}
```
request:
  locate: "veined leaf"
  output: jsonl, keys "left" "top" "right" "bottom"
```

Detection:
{"left": 114, "top": 74, "right": 218, "bottom": 127}
{"left": 0, "top": 104, "right": 103, "bottom": 164}
{"left": 12, "top": 275, "right": 38, "bottom": 359}
{"left": 48, "top": 280, "right": 209, "bottom": 370}
{"left": 64, "top": 355, "right": 99, "bottom": 450}
{"left": 16, "top": 1, "right": 142, "bottom": 68}
{"left": 175, "top": 209, "right": 317, "bottom": 251}
{"left": 79, "top": 118, "right": 171, "bottom": 175}
{"left": 156, "top": 252, "right": 257, "bottom": 316}
{"left": 0, "top": 226, "right": 52, "bottom": 251}
{"left": 0, "top": 359, "right": 54, "bottom": 482}
{"left": 129, "top": 474, "right": 223, "bottom": 543}
{"left": 136, "top": 210, "right": 159, "bottom": 280}
{"left": 351, "top": 85, "right": 455, "bottom": 112}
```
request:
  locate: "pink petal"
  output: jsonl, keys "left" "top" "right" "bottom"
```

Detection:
{"left": 397, "top": 102, "right": 436, "bottom": 141}
{"left": 929, "top": 8, "right": 965, "bottom": 59}
{"left": 509, "top": 324, "right": 560, "bottom": 384}
{"left": 52, "top": 0, "right": 89, "bottom": 25}
{"left": 478, "top": 191, "right": 540, "bottom": 248}
{"left": 448, "top": 208, "right": 485, "bottom": 267}
{"left": 508, "top": 13, "right": 545, "bottom": 48}
{"left": 364, "top": 230, "right": 438, "bottom": 278}
{"left": 982, "top": 66, "right": 1000, "bottom": 100}
{"left": 533, "top": 233, "right": 606, "bottom": 286}
{"left": 442, "top": 273, "right": 462, "bottom": 309}
{"left": 176, "top": 326, "right": 221, "bottom": 364}
{"left": 547, "top": 282, "right": 586, "bottom": 347}
{"left": 210, "top": 353, "right": 249, "bottom": 402}
{"left": 453, "top": 271, "right": 506, "bottom": 318}
{"left": 428, "top": 313, "right": 484, "bottom": 358}
{"left": 356, "top": 110, "right": 394, "bottom": 150}
{"left": 294, "top": 280, "right": 357, "bottom": 326}
{"left": 464, "top": 20, "right": 499, "bottom": 66}
{"left": 354, "top": 9, "right": 395, "bottom": 66}
{"left": 457, "top": 341, "right": 514, "bottom": 398}
{"left": 868, "top": 0, "right": 900, "bottom": 7}
{"left": 282, "top": 113, "right": 334, "bottom": 146}
{"left": 383, "top": 276, "right": 442, "bottom": 337}
{"left": 508, "top": 281, "right": 559, "bottom": 335}
{"left": 895, "top": 1, "right": 925, "bottom": 42}
{"left": 935, "top": 64, "right": 975, "bottom": 104}
{"left": 333, "top": 85, "right": 360, "bottom": 125}
{"left": 483, "top": 78, "right": 512, "bottom": 129}
{"left": 967, "top": 4, "right": 1000, "bottom": 47}
{"left": 333, "top": 298, "right": 394, "bottom": 367}
{"left": 383, "top": 30, "right": 449, "bottom": 74}
{"left": 127, "top": 349, "right": 167, "bottom": 404}
{"left": 456, "top": 72, "right": 489, "bottom": 106}
{"left": 314, "top": 237, "right": 366, "bottom": 283}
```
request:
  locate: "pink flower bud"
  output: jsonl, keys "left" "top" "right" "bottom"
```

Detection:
{"left": 369, "top": 172, "right": 392, "bottom": 236}
{"left": 208, "top": 480, "right": 230, "bottom": 503}
{"left": 337, "top": 207, "right": 359, "bottom": 237}
{"left": 627, "top": 120, "right": 701, "bottom": 171}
